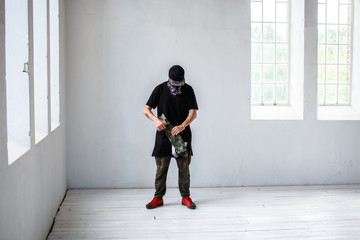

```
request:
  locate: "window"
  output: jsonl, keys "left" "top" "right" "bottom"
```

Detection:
{"left": 251, "top": 0, "right": 290, "bottom": 106}
{"left": 5, "top": 0, "right": 61, "bottom": 164}
{"left": 251, "top": 0, "right": 304, "bottom": 120}
{"left": 49, "top": 0, "right": 60, "bottom": 131}
{"left": 33, "top": 0, "right": 49, "bottom": 143}
{"left": 5, "top": 0, "right": 31, "bottom": 164}
{"left": 318, "top": 0, "right": 353, "bottom": 106}
{"left": 317, "top": 0, "right": 360, "bottom": 120}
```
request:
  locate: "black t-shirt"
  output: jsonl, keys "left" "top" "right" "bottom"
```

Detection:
{"left": 146, "top": 81, "right": 199, "bottom": 157}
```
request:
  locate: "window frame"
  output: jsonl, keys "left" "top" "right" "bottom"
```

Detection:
{"left": 251, "top": 0, "right": 291, "bottom": 106}
{"left": 33, "top": 0, "right": 50, "bottom": 144}
{"left": 251, "top": 0, "right": 305, "bottom": 120}
{"left": 4, "top": 0, "right": 61, "bottom": 165}
{"left": 4, "top": 0, "right": 31, "bottom": 164}
{"left": 317, "top": 0, "right": 354, "bottom": 106}
{"left": 317, "top": 0, "right": 360, "bottom": 120}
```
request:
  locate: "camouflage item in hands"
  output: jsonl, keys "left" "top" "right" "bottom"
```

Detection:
{"left": 159, "top": 114, "right": 188, "bottom": 159}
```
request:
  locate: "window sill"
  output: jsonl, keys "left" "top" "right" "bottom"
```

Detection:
{"left": 251, "top": 105, "right": 303, "bottom": 120}
{"left": 318, "top": 106, "right": 360, "bottom": 120}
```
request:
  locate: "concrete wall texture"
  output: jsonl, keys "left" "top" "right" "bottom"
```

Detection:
{"left": 65, "top": 0, "right": 360, "bottom": 188}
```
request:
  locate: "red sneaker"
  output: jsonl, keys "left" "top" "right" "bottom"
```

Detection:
{"left": 146, "top": 197, "right": 163, "bottom": 209}
{"left": 182, "top": 196, "right": 196, "bottom": 209}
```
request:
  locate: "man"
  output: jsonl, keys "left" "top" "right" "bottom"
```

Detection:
{"left": 143, "top": 65, "right": 198, "bottom": 209}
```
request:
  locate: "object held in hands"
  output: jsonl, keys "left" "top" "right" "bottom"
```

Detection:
{"left": 159, "top": 114, "right": 188, "bottom": 159}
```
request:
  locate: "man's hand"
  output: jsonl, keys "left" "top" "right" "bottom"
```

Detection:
{"left": 155, "top": 118, "right": 166, "bottom": 131}
{"left": 171, "top": 109, "right": 197, "bottom": 136}
{"left": 144, "top": 105, "right": 166, "bottom": 131}
{"left": 171, "top": 125, "right": 184, "bottom": 136}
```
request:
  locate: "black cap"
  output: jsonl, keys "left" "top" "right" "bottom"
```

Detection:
{"left": 169, "top": 65, "right": 185, "bottom": 82}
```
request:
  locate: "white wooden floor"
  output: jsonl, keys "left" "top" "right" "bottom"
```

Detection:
{"left": 48, "top": 185, "right": 360, "bottom": 240}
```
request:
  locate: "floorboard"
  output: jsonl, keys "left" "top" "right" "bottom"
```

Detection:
{"left": 47, "top": 185, "right": 360, "bottom": 239}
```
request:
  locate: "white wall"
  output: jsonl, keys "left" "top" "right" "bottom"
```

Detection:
{"left": 65, "top": 0, "right": 360, "bottom": 188}
{"left": 0, "top": 1, "right": 67, "bottom": 239}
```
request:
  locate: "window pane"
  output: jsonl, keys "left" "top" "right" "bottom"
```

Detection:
{"left": 326, "top": 65, "right": 337, "bottom": 83}
{"left": 50, "top": 0, "right": 60, "bottom": 131}
{"left": 318, "top": 24, "right": 325, "bottom": 43}
{"left": 327, "top": 0, "right": 339, "bottom": 24}
{"left": 339, "top": 5, "right": 351, "bottom": 24}
{"left": 276, "top": 84, "right": 288, "bottom": 103}
{"left": 252, "top": 64, "right": 262, "bottom": 83}
{"left": 263, "top": 0, "right": 275, "bottom": 22}
{"left": 251, "top": 23, "right": 262, "bottom": 42}
{"left": 5, "top": 0, "right": 30, "bottom": 164}
{"left": 338, "top": 65, "right": 350, "bottom": 83}
{"left": 339, "top": 45, "right": 349, "bottom": 64}
{"left": 263, "top": 64, "right": 275, "bottom": 83}
{"left": 263, "top": 23, "right": 275, "bottom": 42}
{"left": 318, "top": 4, "right": 326, "bottom": 24}
{"left": 276, "top": 64, "right": 288, "bottom": 83}
{"left": 339, "top": 26, "right": 350, "bottom": 44}
{"left": 252, "top": 43, "right": 262, "bottom": 63}
{"left": 276, "top": 44, "right": 287, "bottom": 62}
{"left": 327, "top": 25, "right": 338, "bottom": 44}
{"left": 33, "top": 0, "right": 49, "bottom": 143}
{"left": 338, "top": 85, "right": 350, "bottom": 104}
{"left": 276, "top": 2, "right": 288, "bottom": 22}
{"left": 325, "top": 85, "right": 337, "bottom": 104}
{"left": 263, "top": 85, "right": 275, "bottom": 103}
{"left": 318, "top": 65, "right": 325, "bottom": 84}
{"left": 326, "top": 45, "right": 337, "bottom": 63}
{"left": 318, "top": 45, "right": 325, "bottom": 63}
{"left": 276, "top": 23, "right": 288, "bottom": 42}
{"left": 318, "top": 84, "right": 325, "bottom": 104}
{"left": 251, "top": 84, "right": 262, "bottom": 104}
{"left": 251, "top": 1, "right": 262, "bottom": 22}
{"left": 263, "top": 44, "right": 275, "bottom": 62}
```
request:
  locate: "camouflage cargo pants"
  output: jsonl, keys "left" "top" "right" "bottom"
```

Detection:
{"left": 154, "top": 156, "right": 191, "bottom": 199}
